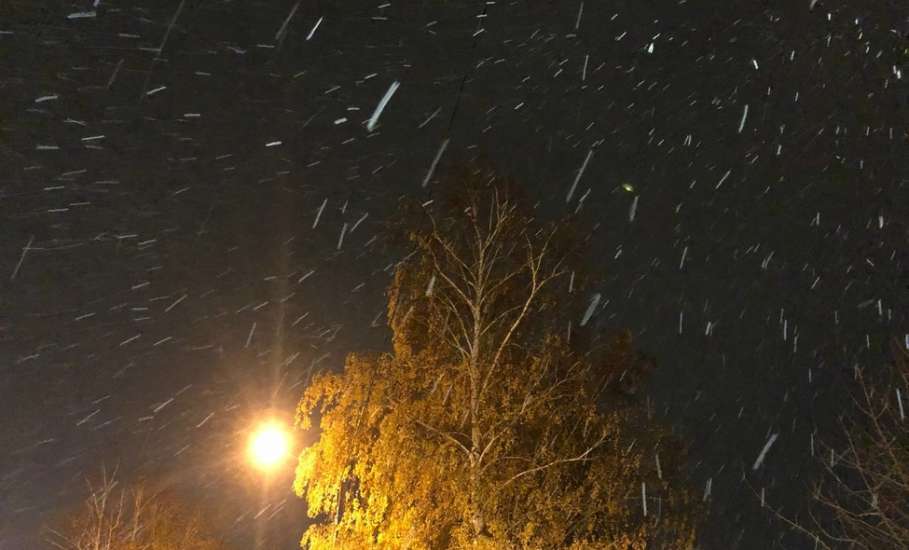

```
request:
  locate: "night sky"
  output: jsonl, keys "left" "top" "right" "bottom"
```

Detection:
{"left": 1, "top": 0, "right": 907, "bottom": 548}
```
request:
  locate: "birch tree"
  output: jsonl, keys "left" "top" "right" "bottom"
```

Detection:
{"left": 294, "top": 171, "right": 699, "bottom": 549}
{"left": 47, "top": 467, "right": 221, "bottom": 550}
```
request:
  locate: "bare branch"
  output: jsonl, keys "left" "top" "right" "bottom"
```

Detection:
{"left": 497, "top": 432, "right": 608, "bottom": 490}
{"left": 426, "top": 242, "right": 474, "bottom": 311}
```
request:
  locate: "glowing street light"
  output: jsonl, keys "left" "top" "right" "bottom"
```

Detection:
{"left": 247, "top": 421, "right": 291, "bottom": 473}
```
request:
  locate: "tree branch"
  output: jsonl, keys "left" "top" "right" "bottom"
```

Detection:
{"left": 413, "top": 418, "right": 472, "bottom": 457}
{"left": 497, "top": 432, "right": 607, "bottom": 490}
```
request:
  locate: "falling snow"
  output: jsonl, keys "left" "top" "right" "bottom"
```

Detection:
{"left": 2, "top": 1, "right": 907, "bottom": 548}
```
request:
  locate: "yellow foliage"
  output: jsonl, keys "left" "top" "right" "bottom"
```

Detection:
{"left": 292, "top": 179, "right": 700, "bottom": 549}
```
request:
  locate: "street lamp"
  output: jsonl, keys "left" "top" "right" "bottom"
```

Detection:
{"left": 247, "top": 420, "right": 291, "bottom": 473}
{"left": 245, "top": 419, "right": 293, "bottom": 550}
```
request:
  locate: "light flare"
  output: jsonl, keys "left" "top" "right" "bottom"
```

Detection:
{"left": 248, "top": 421, "right": 291, "bottom": 471}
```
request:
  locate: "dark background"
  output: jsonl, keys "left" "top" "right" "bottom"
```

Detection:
{"left": 1, "top": 0, "right": 907, "bottom": 548}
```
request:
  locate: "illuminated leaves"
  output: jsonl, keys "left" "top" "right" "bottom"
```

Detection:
{"left": 293, "top": 180, "right": 699, "bottom": 548}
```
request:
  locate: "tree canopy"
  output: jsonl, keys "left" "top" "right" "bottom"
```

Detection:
{"left": 293, "top": 170, "right": 700, "bottom": 549}
{"left": 47, "top": 467, "right": 222, "bottom": 550}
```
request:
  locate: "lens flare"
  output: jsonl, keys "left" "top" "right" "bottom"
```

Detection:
{"left": 248, "top": 422, "right": 290, "bottom": 471}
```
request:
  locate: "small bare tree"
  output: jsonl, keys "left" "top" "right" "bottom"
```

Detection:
{"left": 46, "top": 466, "right": 221, "bottom": 550}
{"left": 768, "top": 336, "right": 909, "bottom": 549}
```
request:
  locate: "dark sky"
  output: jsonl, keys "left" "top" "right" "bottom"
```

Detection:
{"left": 1, "top": 0, "right": 907, "bottom": 548}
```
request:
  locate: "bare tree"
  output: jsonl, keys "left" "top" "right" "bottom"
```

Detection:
{"left": 767, "top": 336, "right": 909, "bottom": 549}
{"left": 46, "top": 466, "right": 221, "bottom": 550}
